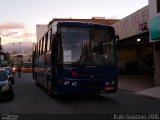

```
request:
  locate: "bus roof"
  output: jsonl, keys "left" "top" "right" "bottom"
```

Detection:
{"left": 51, "top": 21, "right": 114, "bottom": 30}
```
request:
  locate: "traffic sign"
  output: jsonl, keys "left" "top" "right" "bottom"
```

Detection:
{"left": 150, "top": 16, "right": 160, "bottom": 41}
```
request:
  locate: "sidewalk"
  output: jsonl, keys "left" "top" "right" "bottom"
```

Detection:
{"left": 136, "top": 87, "right": 160, "bottom": 99}
{"left": 118, "top": 75, "right": 160, "bottom": 100}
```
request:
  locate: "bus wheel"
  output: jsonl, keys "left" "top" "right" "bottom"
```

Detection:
{"left": 35, "top": 79, "right": 40, "bottom": 87}
{"left": 47, "top": 81, "right": 57, "bottom": 98}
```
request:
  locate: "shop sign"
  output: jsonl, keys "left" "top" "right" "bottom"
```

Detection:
{"left": 150, "top": 16, "right": 160, "bottom": 41}
{"left": 113, "top": 6, "right": 149, "bottom": 40}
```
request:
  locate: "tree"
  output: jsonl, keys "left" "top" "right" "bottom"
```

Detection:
{"left": 0, "top": 45, "right": 3, "bottom": 52}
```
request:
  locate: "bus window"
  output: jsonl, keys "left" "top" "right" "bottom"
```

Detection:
{"left": 41, "top": 38, "right": 44, "bottom": 55}
{"left": 47, "top": 30, "right": 51, "bottom": 52}
{"left": 91, "top": 28, "right": 115, "bottom": 65}
{"left": 22, "top": 62, "right": 32, "bottom": 73}
{"left": 35, "top": 44, "right": 38, "bottom": 58}
{"left": 44, "top": 34, "right": 48, "bottom": 53}
{"left": 61, "top": 27, "right": 89, "bottom": 64}
{"left": 43, "top": 37, "right": 46, "bottom": 54}
{"left": 38, "top": 41, "right": 41, "bottom": 56}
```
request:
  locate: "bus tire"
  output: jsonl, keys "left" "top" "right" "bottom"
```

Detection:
{"left": 47, "top": 80, "right": 57, "bottom": 98}
{"left": 35, "top": 81, "right": 40, "bottom": 87}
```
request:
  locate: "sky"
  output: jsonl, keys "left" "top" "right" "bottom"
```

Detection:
{"left": 0, "top": 0, "right": 148, "bottom": 45}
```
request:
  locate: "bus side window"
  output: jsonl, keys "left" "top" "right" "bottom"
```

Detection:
{"left": 50, "top": 30, "right": 53, "bottom": 51}
{"left": 39, "top": 40, "right": 40, "bottom": 56}
{"left": 45, "top": 34, "right": 48, "bottom": 53}
{"left": 37, "top": 43, "right": 39, "bottom": 57}
{"left": 38, "top": 42, "right": 40, "bottom": 56}
{"left": 47, "top": 30, "right": 51, "bottom": 52}
{"left": 34, "top": 45, "right": 37, "bottom": 58}
{"left": 43, "top": 36, "right": 46, "bottom": 54}
{"left": 41, "top": 38, "right": 44, "bottom": 55}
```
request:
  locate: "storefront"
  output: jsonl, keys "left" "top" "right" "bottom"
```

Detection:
{"left": 118, "top": 32, "right": 154, "bottom": 75}
{"left": 113, "top": 6, "right": 154, "bottom": 76}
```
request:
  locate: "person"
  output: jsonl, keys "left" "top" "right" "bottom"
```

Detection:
{"left": 17, "top": 65, "right": 22, "bottom": 78}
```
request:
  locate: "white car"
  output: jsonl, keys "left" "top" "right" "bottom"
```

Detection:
{"left": 0, "top": 69, "right": 14, "bottom": 101}
{"left": 3, "top": 67, "right": 15, "bottom": 84}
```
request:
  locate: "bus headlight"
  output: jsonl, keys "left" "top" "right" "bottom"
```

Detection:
{"left": 13, "top": 67, "right": 16, "bottom": 71}
{"left": 64, "top": 81, "right": 70, "bottom": 85}
{"left": 111, "top": 81, "right": 115, "bottom": 85}
{"left": 72, "top": 82, "right": 77, "bottom": 86}
{"left": 105, "top": 82, "right": 110, "bottom": 86}
{"left": 1, "top": 85, "right": 9, "bottom": 92}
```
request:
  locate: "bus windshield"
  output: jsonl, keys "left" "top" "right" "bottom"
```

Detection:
{"left": 61, "top": 26, "right": 115, "bottom": 65}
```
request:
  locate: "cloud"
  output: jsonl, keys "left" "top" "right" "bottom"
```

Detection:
{"left": 22, "top": 32, "right": 35, "bottom": 38}
{"left": 0, "top": 22, "right": 25, "bottom": 29}
{"left": 12, "top": 32, "right": 35, "bottom": 39}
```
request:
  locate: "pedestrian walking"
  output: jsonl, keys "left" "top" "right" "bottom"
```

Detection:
{"left": 17, "top": 65, "right": 22, "bottom": 78}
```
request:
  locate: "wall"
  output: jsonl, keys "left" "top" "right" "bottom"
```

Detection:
{"left": 113, "top": 6, "right": 149, "bottom": 40}
{"left": 149, "top": 0, "right": 160, "bottom": 19}
{"left": 149, "top": 0, "right": 160, "bottom": 85}
{"left": 36, "top": 24, "right": 48, "bottom": 42}
{"left": 155, "top": 49, "right": 160, "bottom": 84}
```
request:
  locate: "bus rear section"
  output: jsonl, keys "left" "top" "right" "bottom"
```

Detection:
{"left": 54, "top": 65, "right": 118, "bottom": 95}
{"left": 22, "top": 62, "right": 32, "bottom": 73}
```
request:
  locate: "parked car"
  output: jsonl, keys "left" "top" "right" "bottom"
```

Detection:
{"left": 0, "top": 69, "right": 14, "bottom": 100}
{"left": 3, "top": 67, "right": 15, "bottom": 84}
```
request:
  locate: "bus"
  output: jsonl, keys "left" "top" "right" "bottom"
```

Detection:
{"left": 22, "top": 62, "right": 32, "bottom": 73}
{"left": 32, "top": 21, "right": 118, "bottom": 97}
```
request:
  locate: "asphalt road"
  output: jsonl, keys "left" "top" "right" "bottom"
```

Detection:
{"left": 0, "top": 73, "right": 160, "bottom": 120}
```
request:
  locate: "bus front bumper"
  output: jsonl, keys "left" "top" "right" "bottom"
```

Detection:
{"left": 55, "top": 79, "right": 117, "bottom": 95}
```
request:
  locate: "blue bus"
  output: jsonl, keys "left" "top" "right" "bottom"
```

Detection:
{"left": 32, "top": 21, "right": 118, "bottom": 97}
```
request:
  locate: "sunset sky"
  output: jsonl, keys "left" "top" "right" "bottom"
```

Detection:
{"left": 0, "top": 0, "right": 148, "bottom": 45}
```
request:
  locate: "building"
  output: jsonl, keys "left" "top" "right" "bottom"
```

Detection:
{"left": 36, "top": 24, "right": 48, "bottom": 42}
{"left": 112, "top": 6, "right": 154, "bottom": 76}
{"left": 149, "top": 0, "right": 160, "bottom": 85}
{"left": 112, "top": 1, "right": 160, "bottom": 86}
{"left": 10, "top": 53, "right": 32, "bottom": 65}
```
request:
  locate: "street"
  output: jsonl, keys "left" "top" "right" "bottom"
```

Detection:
{"left": 0, "top": 73, "right": 160, "bottom": 120}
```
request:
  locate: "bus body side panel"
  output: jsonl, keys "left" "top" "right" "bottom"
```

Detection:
{"left": 35, "top": 52, "right": 52, "bottom": 88}
{"left": 43, "top": 52, "right": 52, "bottom": 88}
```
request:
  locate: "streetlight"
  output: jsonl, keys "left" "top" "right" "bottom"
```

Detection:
{"left": 0, "top": 32, "right": 17, "bottom": 66}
